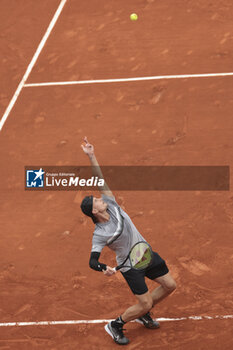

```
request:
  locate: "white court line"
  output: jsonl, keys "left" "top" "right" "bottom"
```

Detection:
{"left": 24, "top": 72, "right": 233, "bottom": 87}
{"left": 0, "top": 315, "right": 232, "bottom": 327}
{"left": 0, "top": 0, "right": 67, "bottom": 132}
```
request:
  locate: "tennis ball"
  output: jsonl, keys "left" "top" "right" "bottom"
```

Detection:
{"left": 130, "top": 13, "right": 138, "bottom": 21}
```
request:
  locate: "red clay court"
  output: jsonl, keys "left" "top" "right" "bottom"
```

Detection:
{"left": 0, "top": 0, "right": 233, "bottom": 349}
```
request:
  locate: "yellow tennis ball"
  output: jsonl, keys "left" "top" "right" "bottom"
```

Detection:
{"left": 130, "top": 13, "right": 138, "bottom": 21}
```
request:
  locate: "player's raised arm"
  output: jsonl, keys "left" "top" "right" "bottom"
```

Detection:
{"left": 81, "top": 137, "right": 114, "bottom": 197}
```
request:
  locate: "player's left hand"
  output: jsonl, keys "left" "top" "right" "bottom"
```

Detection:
{"left": 81, "top": 136, "right": 94, "bottom": 157}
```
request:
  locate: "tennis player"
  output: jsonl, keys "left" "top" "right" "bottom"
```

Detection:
{"left": 80, "top": 137, "right": 176, "bottom": 345}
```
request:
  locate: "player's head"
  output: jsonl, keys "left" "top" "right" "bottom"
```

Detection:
{"left": 80, "top": 195, "right": 107, "bottom": 223}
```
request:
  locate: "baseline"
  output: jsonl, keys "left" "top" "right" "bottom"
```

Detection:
{"left": 0, "top": 315, "right": 232, "bottom": 327}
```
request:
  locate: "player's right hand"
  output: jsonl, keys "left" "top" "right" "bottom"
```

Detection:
{"left": 103, "top": 266, "right": 116, "bottom": 276}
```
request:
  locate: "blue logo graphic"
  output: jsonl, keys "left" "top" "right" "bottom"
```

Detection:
{"left": 26, "top": 168, "right": 45, "bottom": 188}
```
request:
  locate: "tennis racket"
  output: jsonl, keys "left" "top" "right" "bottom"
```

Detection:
{"left": 106, "top": 206, "right": 124, "bottom": 245}
{"left": 114, "top": 241, "right": 153, "bottom": 271}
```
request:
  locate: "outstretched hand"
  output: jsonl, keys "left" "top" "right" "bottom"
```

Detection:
{"left": 81, "top": 136, "right": 94, "bottom": 157}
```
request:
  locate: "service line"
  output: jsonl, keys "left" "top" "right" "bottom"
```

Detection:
{"left": 24, "top": 72, "right": 233, "bottom": 88}
{"left": 0, "top": 315, "right": 232, "bottom": 327}
{"left": 0, "top": 0, "right": 68, "bottom": 132}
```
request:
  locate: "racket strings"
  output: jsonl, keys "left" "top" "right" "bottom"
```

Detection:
{"left": 130, "top": 243, "right": 152, "bottom": 269}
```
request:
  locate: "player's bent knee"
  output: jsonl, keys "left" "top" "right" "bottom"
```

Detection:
{"left": 160, "top": 276, "right": 177, "bottom": 293}
{"left": 139, "top": 297, "right": 153, "bottom": 312}
{"left": 141, "top": 302, "right": 153, "bottom": 313}
{"left": 167, "top": 279, "right": 176, "bottom": 293}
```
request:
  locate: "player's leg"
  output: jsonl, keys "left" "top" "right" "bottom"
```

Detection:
{"left": 121, "top": 291, "right": 160, "bottom": 329}
{"left": 121, "top": 290, "right": 153, "bottom": 322}
{"left": 105, "top": 269, "right": 151, "bottom": 344}
{"left": 145, "top": 252, "right": 176, "bottom": 306}
{"left": 134, "top": 272, "right": 176, "bottom": 330}
{"left": 120, "top": 269, "right": 159, "bottom": 328}
{"left": 121, "top": 284, "right": 159, "bottom": 329}
{"left": 105, "top": 291, "right": 153, "bottom": 345}
{"left": 150, "top": 272, "right": 176, "bottom": 306}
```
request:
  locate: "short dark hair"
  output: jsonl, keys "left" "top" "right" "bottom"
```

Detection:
{"left": 80, "top": 195, "right": 98, "bottom": 224}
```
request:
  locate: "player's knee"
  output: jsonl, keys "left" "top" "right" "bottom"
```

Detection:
{"left": 140, "top": 297, "right": 153, "bottom": 312}
{"left": 166, "top": 279, "right": 176, "bottom": 293}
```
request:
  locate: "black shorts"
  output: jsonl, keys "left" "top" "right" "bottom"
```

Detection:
{"left": 121, "top": 251, "right": 169, "bottom": 295}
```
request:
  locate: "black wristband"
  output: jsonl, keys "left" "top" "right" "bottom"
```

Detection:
{"left": 89, "top": 252, "right": 107, "bottom": 272}
{"left": 98, "top": 263, "right": 107, "bottom": 271}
